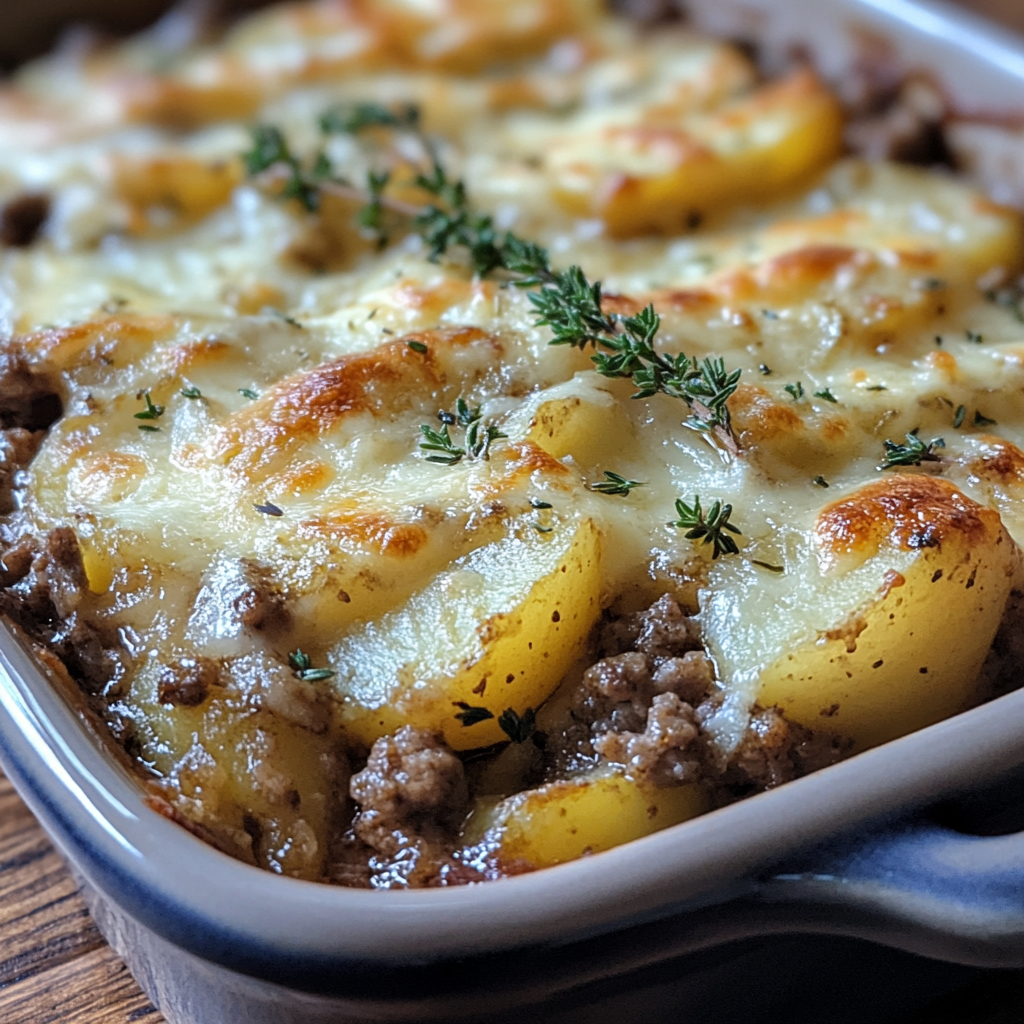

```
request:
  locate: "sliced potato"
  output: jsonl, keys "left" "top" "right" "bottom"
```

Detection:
{"left": 702, "top": 476, "right": 1017, "bottom": 752}
{"left": 327, "top": 516, "right": 602, "bottom": 750}
{"left": 464, "top": 767, "right": 709, "bottom": 869}
{"left": 125, "top": 651, "right": 337, "bottom": 880}
{"left": 549, "top": 69, "right": 843, "bottom": 237}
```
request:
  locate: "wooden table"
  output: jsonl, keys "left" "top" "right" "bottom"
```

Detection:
{"left": 3, "top": 2, "right": 1024, "bottom": 1021}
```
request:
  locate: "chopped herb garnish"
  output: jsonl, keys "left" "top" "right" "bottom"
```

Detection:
{"left": 137, "top": 424, "right": 161, "bottom": 433}
{"left": 812, "top": 475, "right": 829, "bottom": 487}
{"left": 530, "top": 499, "right": 553, "bottom": 510}
{"left": 974, "top": 410, "right": 997, "bottom": 427}
{"left": 784, "top": 381, "right": 805, "bottom": 402}
{"left": 498, "top": 707, "right": 536, "bottom": 743}
{"left": 453, "top": 701, "right": 495, "bottom": 727}
{"left": 319, "top": 101, "right": 419, "bottom": 136}
{"left": 954, "top": 404, "right": 967, "bottom": 428}
{"left": 266, "top": 307, "right": 303, "bottom": 329}
{"left": 288, "top": 649, "right": 336, "bottom": 682}
{"left": 180, "top": 385, "right": 202, "bottom": 400}
{"left": 419, "top": 423, "right": 464, "bottom": 465}
{"left": 590, "top": 471, "right": 645, "bottom": 497}
{"left": 243, "top": 124, "right": 325, "bottom": 212}
{"left": 966, "top": 330, "right": 984, "bottom": 344}
{"left": 865, "top": 384, "right": 888, "bottom": 391}
{"left": 243, "top": 114, "right": 743, "bottom": 455}
{"left": 533, "top": 523, "right": 554, "bottom": 534}
{"left": 761, "top": 309, "right": 779, "bottom": 320}
{"left": 814, "top": 388, "right": 837, "bottom": 403}
{"left": 407, "top": 339, "right": 428, "bottom": 354}
{"left": 935, "top": 336, "right": 943, "bottom": 346}
{"left": 880, "top": 431, "right": 945, "bottom": 469}
{"left": 254, "top": 502, "right": 284, "bottom": 516}
{"left": 134, "top": 391, "right": 164, "bottom": 421}
{"left": 759, "top": 363, "right": 772, "bottom": 376}
{"left": 750, "top": 559, "right": 784, "bottom": 573}
{"left": 419, "top": 399, "right": 506, "bottom": 465}
{"left": 238, "top": 388, "right": 259, "bottom": 400}
{"left": 920, "top": 277, "right": 946, "bottom": 291}
{"left": 670, "top": 495, "right": 741, "bottom": 559}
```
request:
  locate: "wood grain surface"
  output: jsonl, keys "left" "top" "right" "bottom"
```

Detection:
{"left": 1, "top": 3, "right": 1024, "bottom": 1023}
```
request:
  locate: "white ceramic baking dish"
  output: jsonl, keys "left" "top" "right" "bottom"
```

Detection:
{"left": 1, "top": 2, "right": 1023, "bottom": 1022}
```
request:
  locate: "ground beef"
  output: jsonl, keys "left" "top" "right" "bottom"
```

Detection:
{"left": 594, "top": 692, "right": 703, "bottom": 786}
{"left": 0, "top": 428, "right": 43, "bottom": 514}
{"left": 0, "top": 350, "right": 62, "bottom": 432}
{"left": 2, "top": 526, "right": 88, "bottom": 621}
{"left": 0, "top": 527, "right": 120, "bottom": 693}
{"left": 349, "top": 727, "right": 469, "bottom": 860}
{"left": 723, "top": 705, "right": 851, "bottom": 792}
{"left": 232, "top": 560, "right": 290, "bottom": 633}
{"left": 0, "top": 193, "right": 50, "bottom": 247}
{"left": 557, "top": 595, "right": 716, "bottom": 784}
{"left": 557, "top": 594, "right": 851, "bottom": 801}
{"left": 157, "top": 657, "right": 221, "bottom": 707}
{"left": 845, "top": 79, "right": 953, "bottom": 167}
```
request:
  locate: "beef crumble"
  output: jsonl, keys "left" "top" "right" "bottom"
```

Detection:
{"left": 157, "top": 657, "right": 222, "bottom": 707}
{"left": 0, "top": 429, "right": 43, "bottom": 514}
{"left": 548, "top": 594, "right": 847, "bottom": 804}
{"left": 0, "top": 350, "right": 63, "bottom": 433}
{"left": 0, "top": 527, "right": 121, "bottom": 693}
{"left": 349, "top": 726, "right": 470, "bottom": 886}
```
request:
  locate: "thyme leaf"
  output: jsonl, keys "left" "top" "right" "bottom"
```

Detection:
{"left": 589, "top": 471, "right": 646, "bottom": 497}
{"left": 134, "top": 391, "right": 164, "bottom": 421}
{"left": 670, "top": 495, "right": 741, "bottom": 559}
{"left": 419, "top": 400, "right": 505, "bottom": 465}
{"left": 498, "top": 707, "right": 536, "bottom": 743}
{"left": 880, "top": 431, "right": 945, "bottom": 469}
{"left": 453, "top": 701, "right": 495, "bottom": 727}
{"left": 288, "top": 649, "right": 335, "bottom": 681}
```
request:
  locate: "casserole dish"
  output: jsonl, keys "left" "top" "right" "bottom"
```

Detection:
{"left": 1, "top": 0, "right": 1024, "bottom": 1021}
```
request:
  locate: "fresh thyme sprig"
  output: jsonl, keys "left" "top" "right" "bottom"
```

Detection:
{"left": 589, "top": 471, "right": 646, "bottom": 497}
{"left": 419, "top": 398, "right": 507, "bottom": 466}
{"left": 880, "top": 430, "right": 945, "bottom": 469}
{"left": 244, "top": 113, "right": 744, "bottom": 454}
{"left": 670, "top": 495, "right": 742, "bottom": 559}
{"left": 288, "top": 649, "right": 336, "bottom": 682}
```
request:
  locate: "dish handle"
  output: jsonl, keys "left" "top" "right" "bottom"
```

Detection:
{"left": 755, "top": 815, "right": 1024, "bottom": 968}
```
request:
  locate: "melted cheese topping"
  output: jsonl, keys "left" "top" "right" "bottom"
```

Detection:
{"left": 3, "top": 1, "right": 1024, "bottom": 875}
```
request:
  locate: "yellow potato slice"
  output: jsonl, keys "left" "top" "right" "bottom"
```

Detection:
{"left": 549, "top": 69, "right": 843, "bottom": 237}
{"left": 702, "top": 476, "right": 1017, "bottom": 752}
{"left": 126, "top": 652, "right": 337, "bottom": 880}
{"left": 465, "top": 767, "right": 709, "bottom": 869}
{"left": 327, "top": 516, "right": 602, "bottom": 750}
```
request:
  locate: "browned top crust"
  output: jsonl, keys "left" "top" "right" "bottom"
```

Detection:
{"left": 815, "top": 475, "right": 1003, "bottom": 565}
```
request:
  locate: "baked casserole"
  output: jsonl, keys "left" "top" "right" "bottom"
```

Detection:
{"left": 1, "top": 0, "right": 1023, "bottom": 889}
